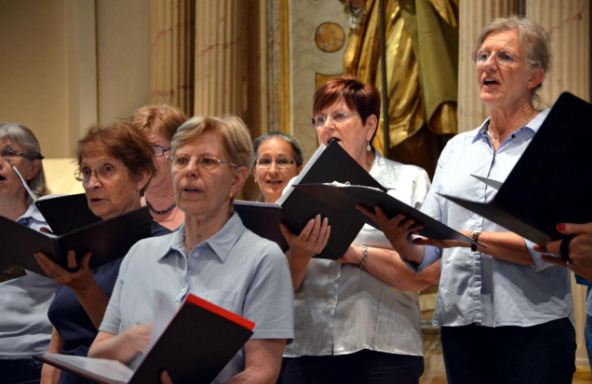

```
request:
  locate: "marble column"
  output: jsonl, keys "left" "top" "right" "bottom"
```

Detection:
{"left": 526, "top": 0, "right": 590, "bottom": 368}
{"left": 457, "top": 0, "right": 518, "bottom": 132}
{"left": 193, "top": 0, "right": 247, "bottom": 116}
{"left": 149, "top": 0, "right": 194, "bottom": 113}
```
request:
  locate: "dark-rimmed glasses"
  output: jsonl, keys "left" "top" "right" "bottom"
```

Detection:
{"left": 0, "top": 147, "right": 44, "bottom": 160}
{"left": 153, "top": 144, "right": 171, "bottom": 158}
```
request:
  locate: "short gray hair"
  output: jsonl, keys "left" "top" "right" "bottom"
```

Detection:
{"left": 473, "top": 16, "right": 551, "bottom": 91}
{"left": 0, "top": 122, "right": 48, "bottom": 198}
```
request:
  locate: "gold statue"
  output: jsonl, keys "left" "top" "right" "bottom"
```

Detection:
{"left": 342, "top": 0, "right": 458, "bottom": 176}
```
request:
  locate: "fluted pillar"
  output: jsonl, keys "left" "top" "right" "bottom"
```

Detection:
{"left": 526, "top": 0, "right": 590, "bottom": 104}
{"left": 193, "top": 0, "right": 248, "bottom": 116}
{"left": 149, "top": 0, "right": 194, "bottom": 113}
{"left": 526, "top": 0, "right": 590, "bottom": 368}
{"left": 458, "top": 1, "right": 518, "bottom": 132}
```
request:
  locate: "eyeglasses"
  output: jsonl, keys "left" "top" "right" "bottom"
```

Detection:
{"left": 255, "top": 157, "right": 296, "bottom": 169}
{"left": 74, "top": 163, "right": 118, "bottom": 183}
{"left": 0, "top": 147, "right": 44, "bottom": 160}
{"left": 311, "top": 111, "right": 356, "bottom": 128}
{"left": 474, "top": 49, "right": 519, "bottom": 67}
{"left": 171, "top": 154, "right": 237, "bottom": 171}
{"left": 153, "top": 144, "right": 171, "bottom": 158}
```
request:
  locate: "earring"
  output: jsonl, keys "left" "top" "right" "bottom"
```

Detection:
{"left": 228, "top": 191, "right": 234, "bottom": 200}
{"left": 366, "top": 142, "right": 371, "bottom": 151}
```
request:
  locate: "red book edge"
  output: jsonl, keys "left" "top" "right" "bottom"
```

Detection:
{"left": 185, "top": 293, "right": 256, "bottom": 331}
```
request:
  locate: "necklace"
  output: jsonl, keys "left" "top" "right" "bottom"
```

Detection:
{"left": 488, "top": 109, "right": 538, "bottom": 143}
{"left": 146, "top": 200, "right": 176, "bottom": 215}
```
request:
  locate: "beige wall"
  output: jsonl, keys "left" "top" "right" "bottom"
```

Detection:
{"left": 0, "top": 0, "right": 72, "bottom": 157}
{"left": 96, "top": 0, "right": 150, "bottom": 125}
{"left": 0, "top": 0, "right": 150, "bottom": 158}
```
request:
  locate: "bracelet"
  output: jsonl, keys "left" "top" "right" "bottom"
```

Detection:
{"left": 359, "top": 244, "right": 368, "bottom": 270}
{"left": 471, "top": 231, "right": 481, "bottom": 252}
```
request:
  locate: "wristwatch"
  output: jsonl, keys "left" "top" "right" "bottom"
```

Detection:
{"left": 471, "top": 231, "right": 481, "bottom": 252}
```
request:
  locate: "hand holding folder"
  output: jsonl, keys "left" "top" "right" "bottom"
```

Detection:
{"left": 0, "top": 207, "right": 151, "bottom": 278}
{"left": 235, "top": 140, "right": 471, "bottom": 259}
{"left": 37, "top": 293, "right": 255, "bottom": 384}
{"left": 235, "top": 140, "right": 383, "bottom": 259}
{"left": 440, "top": 92, "right": 592, "bottom": 245}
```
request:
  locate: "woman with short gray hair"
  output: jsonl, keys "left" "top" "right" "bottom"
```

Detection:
{"left": 0, "top": 122, "right": 57, "bottom": 384}
{"left": 373, "top": 16, "right": 574, "bottom": 383}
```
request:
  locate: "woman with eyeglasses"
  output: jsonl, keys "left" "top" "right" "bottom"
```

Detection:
{"left": 372, "top": 17, "right": 575, "bottom": 384}
{"left": 36, "top": 122, "right": 170, "bottom": 384}
{"left": 131, "top": 104, "right": 187, "bottom": 231}
{"left": 252, "top": 131, "right": 331, "bottom": 290}
{"left": 0, "top": 122, "right": 57, "bottom": 384}
{"left": 252, "top": 131, "right": 303, "bottom": 203}
{"left": 278, "top": 77, "right": 438, "bottom": 384}
{"left": 88, "top": 116, "right": 294, "bottom": 383}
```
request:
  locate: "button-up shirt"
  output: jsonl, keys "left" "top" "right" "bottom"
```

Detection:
{"left": 0, "top": 203, "right": 58, "bottom": 358}
{"left": 421, "top": 110, "right": 573, "bottom": 327}
{"left": 100, "top": 213, "right": 294, "bottom": 383}
{"left": 284, "top": 153, "right": 431, "bottom": 357}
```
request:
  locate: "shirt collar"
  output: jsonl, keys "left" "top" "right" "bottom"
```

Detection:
{"left": 162, "top": 212, "right": 245, "bottom": 262}
{"left": 16, "top": 203, "right": 45, "bottom": 226}
{"left": 472, "top": 108, "right": 550, "bottom": 144}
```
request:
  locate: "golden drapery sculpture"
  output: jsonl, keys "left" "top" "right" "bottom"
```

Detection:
{"left": 343, "top": 0, "right": 458, "bottom": 176}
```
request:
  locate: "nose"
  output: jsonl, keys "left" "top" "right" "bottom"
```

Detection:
{"left": 183, "top": 158, "right": 200, "bottom": 178}
{"left": 84, "top": 172, "right": 101, "bottom": 188}
{"left": 267, "top": 161, "right": 280, "bottom": 173}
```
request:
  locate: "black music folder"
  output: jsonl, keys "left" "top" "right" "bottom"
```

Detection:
{"left": 35, "top": 193, "right": 100, "bottom": 235}
{"left": 37, "top": 294, "right": 255, "bottom": 384}
{"left": 235, "top": 140, "right": 384, "bottom": 259}
{"left": 294, "top": 183, "right": 471, "bottom": 243}
{"left": 0, "top": 207, "right": 151, "bottom": 275}
{"left": 441, "top": 92, "right": 592, "bottom": 245}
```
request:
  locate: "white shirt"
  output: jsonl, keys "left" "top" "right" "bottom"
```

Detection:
{"left": 284, "top": 153, "right": 431, "bottom": 357}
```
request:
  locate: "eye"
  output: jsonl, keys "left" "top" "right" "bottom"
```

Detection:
{"left": 100, "top": 164, "right": 116, "bottom": 177}
{"left": 476, "top": 50, "right": 489, "bottom": 62}
{"left": 173, "top": 156, "right": 190, "bottom": 167}
{"left": 333, "top": 112, "right": 348, "bottom": 122}
{"left": 276, "top": 158, "right": 293, "bottom": 167}
{"left": 1, "top": 147, "right": 17, "bottom": 157}
{"left": 80, "top": 167, "right": 92, "bottom": 179}
{"left": 313, "top": 115, "right": 327, "bottom": 127}
{"left": 257, "top": 158, "right": 273, "bottom": 166}
{"left": 497, "top": 51, "right": 515, "bottom": 63}
{"left": 199, "top": 156, "right": 220, "bottom": 168}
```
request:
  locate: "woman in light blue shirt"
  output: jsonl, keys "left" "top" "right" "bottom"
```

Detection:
{"left": 370, "top": 16, "right": 575, "bottom": 384}
{"left": 0, "top": 122, "right": 57, "bottom": 384}
{"left": 89, "top": 116, "right": 294, "bottom": 383}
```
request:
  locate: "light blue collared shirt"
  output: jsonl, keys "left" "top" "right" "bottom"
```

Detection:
{"left": 420, "top": 110, "right": 573, "bottom": 327}
{"left": 0, "top": 203, "right": 58, "bottom": 359}
{"left": 100, "top": 213, "right": 294, "bottom": 383}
